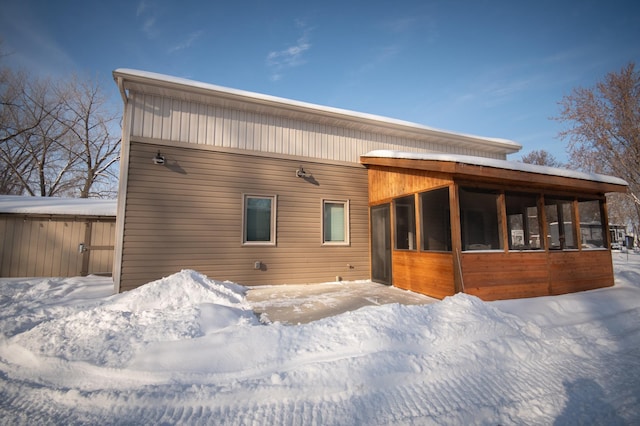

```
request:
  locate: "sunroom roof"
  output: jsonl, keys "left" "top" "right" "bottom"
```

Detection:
{"left": 360, "top": 150, "right": 628, "bottom": 193}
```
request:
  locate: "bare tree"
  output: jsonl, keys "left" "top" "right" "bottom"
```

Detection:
{"left": 57, "top": 75, "right": 120, "bottom": 198}
{"left": 520, "top": 149, "right": 564, "bottom": 167}
{"left": 0, "top": 67, "right": 120, "bottom": 198}
{"left": 555, "top": 62, "right": 640, "bottom": 231}
{"left": 0, "top": 73, "right": 77, "bottom": 196}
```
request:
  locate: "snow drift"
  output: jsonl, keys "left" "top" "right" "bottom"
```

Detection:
{"left": 1, "top": 255, "right": 639, "bottom": 424}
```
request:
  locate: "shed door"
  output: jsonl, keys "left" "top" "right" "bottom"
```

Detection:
{"left": 371, "top": 204, "right": 392, "bottom": 285}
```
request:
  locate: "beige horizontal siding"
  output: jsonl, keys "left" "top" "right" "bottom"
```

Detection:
{"left": 119, "top": 142, "right": 370, "bottom": 291}
{"left": 130, "top": 93, "right": 505, "bottom": 164}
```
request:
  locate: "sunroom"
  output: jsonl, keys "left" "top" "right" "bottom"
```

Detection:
{"left": 361, "top": 150, "right": 628, "bottom": 301}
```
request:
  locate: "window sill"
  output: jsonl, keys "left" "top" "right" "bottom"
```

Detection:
{"left": 242, "top": 242, "right": 276, "bottom": 247}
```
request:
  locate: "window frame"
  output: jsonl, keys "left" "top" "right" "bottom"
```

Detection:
{"left": 242, "top": 194, "right": 277, "bottom": 246}
{"left": 578, "top": 198, "right": 607, "bottom": 250}
{"left": 505, "top": 192, "right": 544, "bottom": 251}
{"left": 394, "top": 194, "right": 417, "bottom": 251}
{"left": 544, "top": 196, "right": 579, "bottom": 251}
{"left": 321, "top": 199, "right": 350, "bottom": 246}
{"left": 459, "top": 187, "right": 504, "bottom": 252}
{"left": 419, "top": 187, "right": 452, "bottom": 252}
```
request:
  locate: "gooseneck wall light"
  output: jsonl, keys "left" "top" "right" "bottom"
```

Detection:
{"left": 153, "top": 151, "right": 165, "bottom": 165}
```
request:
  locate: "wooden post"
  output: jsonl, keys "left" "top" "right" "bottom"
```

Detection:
{"left": 449, "top": 183, "right": 464, "bottom": 293}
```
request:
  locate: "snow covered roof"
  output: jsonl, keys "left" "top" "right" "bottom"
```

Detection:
{"left": 0, "top": 195, "right": 117, "bottom": 216}
{"left": 361, "top": 150, "right": 629, "bottom": 187}
{"left": 113, "top": 68, "right": 522, "bottom": 155}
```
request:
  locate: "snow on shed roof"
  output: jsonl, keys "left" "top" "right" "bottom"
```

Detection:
{"left": 113, "top": 68, "right": 522, "bottom": 154}
{"left": 362, "top": 150, "right": 629, "bottom": 187}
{"left": 0, "top": 195, "right": 117, "bottom": 216}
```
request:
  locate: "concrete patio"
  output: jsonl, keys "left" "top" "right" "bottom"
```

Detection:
{"left": 246, "top": 281, "right": 437, "bottom": 324}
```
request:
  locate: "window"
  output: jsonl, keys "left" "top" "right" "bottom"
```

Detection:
{"left": 505, "top": 192, "right": 543, "bottom": 250}
{"left": 420, "top": 188, "right": 452, "bottom": 251}
{"left": 459, "top": 187, "right": 503, "bottom": 251}
{"left": 323, "top": 200, "right": 349, "bottom": 245}
{"left": 545, "top": 197, "right": 577, "bottom": 250}
{"left": 394, "top": 195, "right": 416, "bottom": 250}
{"left": 242, "top": 194, "right": 276, "bottom": 245}
{"left": 579, "top": 199, "right": 605, "bottom": 248}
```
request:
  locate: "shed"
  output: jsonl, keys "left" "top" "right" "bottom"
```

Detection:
{"left": 361, "top": 150, "right": 628, "bottom": 300}
{"left": 111, "top": 69, "right": 521, "bottom": 293}
{"left": 0, "top": 196, "right": 116, "bottom": 277}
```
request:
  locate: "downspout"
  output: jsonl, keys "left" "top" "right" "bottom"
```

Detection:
{"left": 112, "top": 74, "right": 131, "bottom": 293}
{"left": 116, "top": 76, "right": 128, "bottom": 105}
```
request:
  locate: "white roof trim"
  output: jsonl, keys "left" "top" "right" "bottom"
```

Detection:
{"left": 113, "top": 68, "right": 522, "bottom": 154}
{"left": 362, "top": 150, "right": 629, "bottom": 187}
{"left": 0, "top": 196, "right": 117, "bottom": 216}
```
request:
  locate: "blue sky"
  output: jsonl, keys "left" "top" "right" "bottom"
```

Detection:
{"left": 1, "top": 0, "right": 639, "bottom": 163}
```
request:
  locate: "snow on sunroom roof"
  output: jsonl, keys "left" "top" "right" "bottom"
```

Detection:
{"left": 362, "top": 150, "right": 629, "bottom": 187}
{"left": 0, "top": 195, "right": 117, "bottom": 216}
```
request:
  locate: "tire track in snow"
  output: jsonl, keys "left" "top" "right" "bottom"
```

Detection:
{"left": 1, "top": 333, "right": 639, "bottom": 425}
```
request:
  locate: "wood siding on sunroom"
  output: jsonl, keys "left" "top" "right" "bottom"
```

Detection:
{"left": 366, "top": 165, "right": 457, "bottom": 299}
{"left": 119, "top": 141, "right": 370, "bottom": 291}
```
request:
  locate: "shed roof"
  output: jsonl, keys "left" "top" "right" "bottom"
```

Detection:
{"left": 113, "top": 69, "right": 522, "bottom": 156}
{"left": 0, "top": 195, "right": 117, "bottom": 216}
{"left": 361, "top": 150, "right": 628, "bottom": 194}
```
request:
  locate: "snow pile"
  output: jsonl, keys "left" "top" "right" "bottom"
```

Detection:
{"left": 1, "top": 257, "right": 639, "bottom": 424}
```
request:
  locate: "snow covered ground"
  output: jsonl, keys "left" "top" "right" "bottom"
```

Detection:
{"left": 1, "top": 252, "right": 639, "bottom": 425}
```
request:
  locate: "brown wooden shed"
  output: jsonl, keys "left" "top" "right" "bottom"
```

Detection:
{"left": 361, "top": 151, "right": 628, "bottom": 301}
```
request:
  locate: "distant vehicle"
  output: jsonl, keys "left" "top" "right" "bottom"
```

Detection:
{"left": 610, "top": 224, "right": 626, "bottom": 250}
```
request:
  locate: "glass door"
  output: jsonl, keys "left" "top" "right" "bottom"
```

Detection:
{"left": 371, "top": 204, "right": 392, "bottom": 285}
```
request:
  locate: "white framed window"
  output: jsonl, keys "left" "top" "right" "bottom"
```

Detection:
{"left": 242, "top": 194, "right": 277, "bottom": 246}
{"left": 322, "top": 199, "right": 349, "bottom": 245}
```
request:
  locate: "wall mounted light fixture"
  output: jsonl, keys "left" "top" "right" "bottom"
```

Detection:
{"left": 296, "top": 166, "right": 309, "bottom": 178}
{"left": 153, "top": 151, "right": 165, "bottom": 165}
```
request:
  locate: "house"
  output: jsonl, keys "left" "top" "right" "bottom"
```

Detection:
{"left": 0, "top": 195, "right": 116, "bottom": 277}
{"left": 112, "top": 69, "right": 627, "bottom": 299}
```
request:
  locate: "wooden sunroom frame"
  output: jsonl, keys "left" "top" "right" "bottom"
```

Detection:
{"left": 361, "top": 151, "right": 629, "bottom": 301}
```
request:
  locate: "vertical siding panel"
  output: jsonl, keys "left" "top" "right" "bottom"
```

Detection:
{"left": 252, "top": 113, "right": 260, "bottom": 151}
{"left": 171, "top": 99, "right": 181, "bottom": 141}
{"left": 205, "top": 105, "right": 214, "bottom": 146}
{"left": 238, "top": 110, "right": 247, "bottom": 150}
{"left": 212, "top": 106, "right": 222, "bottom": 147}
{"left": 34, "top": 221, "right": 47, "bottom": 276}
{"left": 142, "top": 94, "right": 154, "bottom": 138}
{"left": 42, "top": 220, "right": 54, "bottom": 277}
{"left": 189, "top": 102, "right": 199, "bottom": 143}
{"left": 257, "top": 113, "right": 266, "bottom": 152}
{"left": 49, "top": 221, "right": 62, "bottom": 276}
{"left": 161, "top": 96, "right": 172, "bottom": 140}
{"left": 197, "top": 103, "right": 207, "bottom": 145}
{"left": 179, "top": 101, "right": 190, "bottom": 142}
{"left": 19, "top": 220, "right": 35, "bottom": 276}
{"left": 150, "top": 95, "right": 162, "bottom": 140}
{"left": 229, "top": 109, "right": 240, "bottom": 148}
{"left": 58, "top": 221, "right": 70, "bottom": 276}
{"left": 242, "top": 111, "right": 252, "bottom": 150}
{"left": 8, "top": 218, "right": 20, "bottom": 276}
{"left": 222, "top": 108, "right": 231, "bottom": 147}
{"left": 130, "top": 95, "right": 142, "bottom": 137}
{"left": 0, "top": 217, "right": 13, "bottom": 276}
